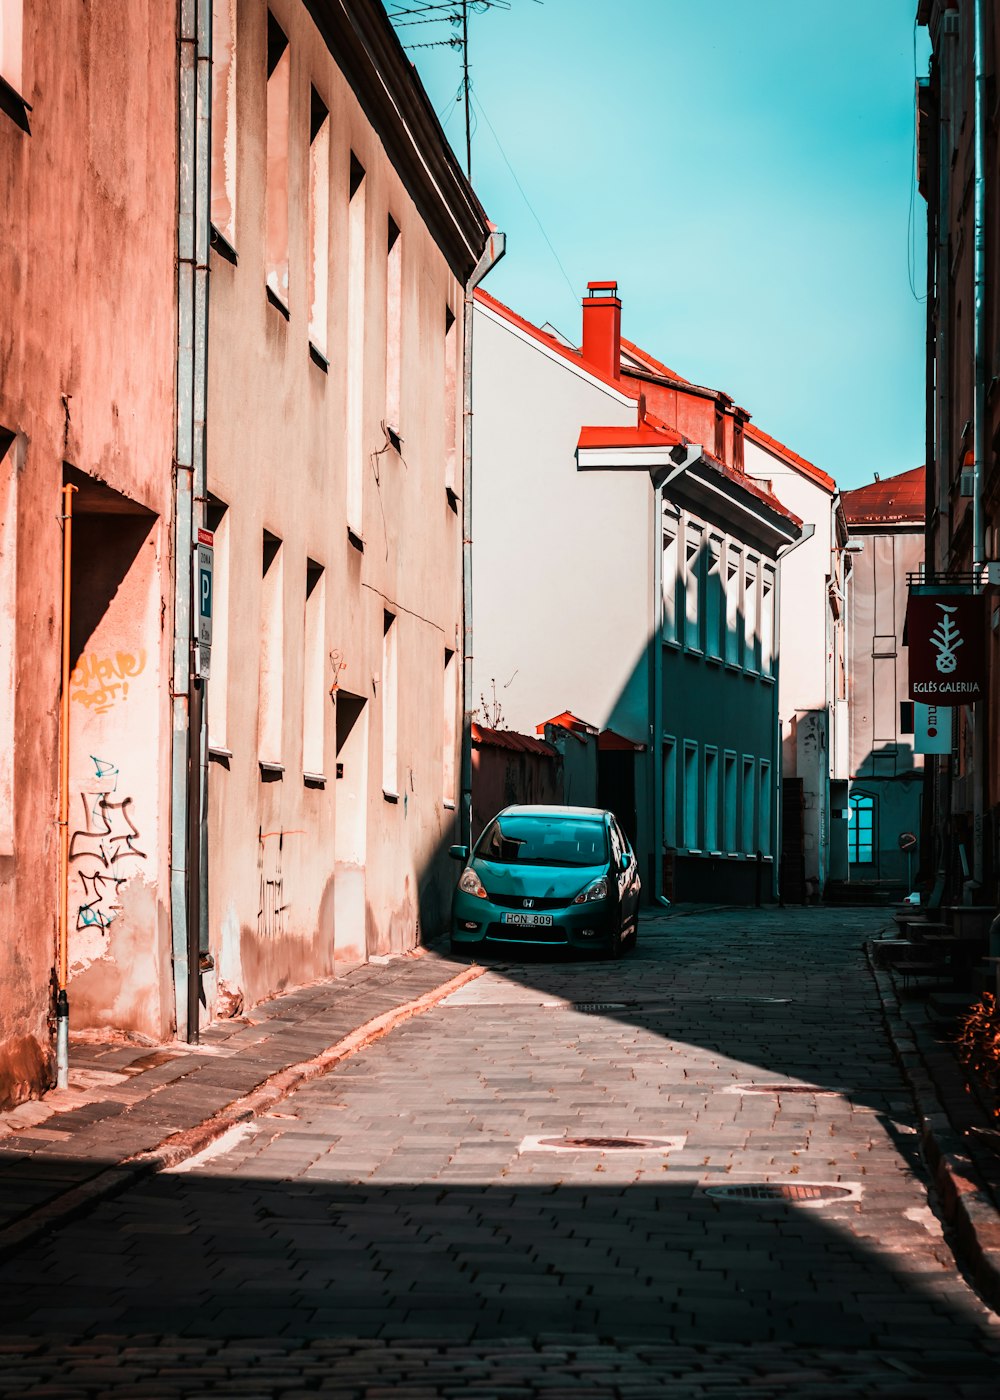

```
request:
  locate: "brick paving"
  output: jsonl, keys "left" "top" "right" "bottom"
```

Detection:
{"left": 0, "top": 907, "right": 999, "bottom": 1396}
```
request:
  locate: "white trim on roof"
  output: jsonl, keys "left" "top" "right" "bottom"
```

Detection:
{"left": 476, "top": 298, "right": 637, "bottom": 408}
{"left": 576, "top": 444, "right": 679, "bottom": 470}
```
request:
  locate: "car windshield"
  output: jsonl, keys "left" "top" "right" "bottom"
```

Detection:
{"left": 476, "top": 815, "right": 608, "bottom": 867}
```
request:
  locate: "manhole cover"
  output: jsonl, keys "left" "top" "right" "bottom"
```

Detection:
{"left": 724, "top": 1082, "right": 837, "bottom": 1096}
{"left": 520, "top": 1133, "right": 684, "bottom": 1154}
{"left": 571, "top": 1003, "right": 628, "bottom": 1013}
{"left": 703, "top": 1182, "right": 858, "bottom": 1204}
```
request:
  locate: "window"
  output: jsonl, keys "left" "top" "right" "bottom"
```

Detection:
{"left": 744, "top": 556, "right": 758, "bottom": 670}
{"left": 443, "top": 647, "right": 457, "bottom": 804}
{"left": 662, "top": 736, "right": 677, "bottom": 847}
{"left": 662, "top": 510, "right": 679, "bottom": 644}
{"left": 444, "top": 307, "right": 458, "bottom": 498}
{"left": 849, "top": 792, "right": 875, "bottom": 864}
{"left": 346, "top": 155, "right": 366, "bottom": 535}
{"left": 683, "top": 741, "right": 699, "bottom": 849}
{"left": 258, "top": 532, "right": 284, "bottom": 766}
{"left": 759, "top": 760, "right": 772, "bottom": 857}
{"left": 265, "top": 13, "right": 290, "bottom": 307}
{"left": 385, "top": 217, "right": 402, "bottom": 434}
{"left": 761, "top": 566, "right": 775, "bottom": 675}
{"left": 206, "top": 497, "right": 230, "bottom": 753}
{"left": 0, "top": 0, "right": 23, "bottom": 95}
{"left": 725, "top": 544, "right": 741, "bottom": 665}
{"left": 211, "top": 0, "right": 237, "bottom": 250}
{"left": 381, "top": 611, "right": 398, "bottom": 797}
{"left": 684, "top": 521, "right": 703, "bottom": 650}
{"left": 308, "top": 89, "right": 330, "bottom": 360}
{"left": 706, "top": 535, "right": 723, "bottom": 659}
{"left": 742, "top": 755, "right": 755, "bottom": 853}
{"left": 723, "top": 750, "right": 736, "bottom": 851}
{"left": 302, "top": 561, "right": 325, "bottom": 777}
{"left": 704, "top": 747, "right": 719, "bottom": 851}
{"left": 0, "top": 429, "right": 15, "bottom": 854}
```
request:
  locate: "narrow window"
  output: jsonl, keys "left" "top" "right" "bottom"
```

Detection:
{"left": 0, "top": 1, "right": 24, "bottom": 95}
{"left": 258, "top": 531, "right": 283, "bottom": 766}
{"left": 206, "top": 497, "right": 230, "bottom": 753}
{"left": 761, "top": 566, "right": 775, "bottom": 675}
{"left": 725, "top": 544, "right": 741, "bottom": 665}
{"left": 683, "top": 741, "right": 699, "bottom": 849}
{"left": 211, "top": 0, "right": 237, "bottom": 250}
{"left": 759, "top": 760, "right": 772, "bottom": 858}
{"left": 346, "top": 155, "right": 366, "bottom": 535}
{"left": 443, "top": 647, "right": 457, "bottom": 804}
{"left": 744, "top": 556, "right": 758, "bottom": 669}
{"left": 265, "top": 12, "right": 290, "bottom": 308}
{"left": 0, "top": 430, "right": 15, "bottom": 854}
{"left": 742, "top": 755, "right": 755, "bottom": 853}
{"left": 849, "top": 792, "right": 876, "bottom": 864}
{"left": 706, "top": 535, "right": 723, "bottom": 659}
{"left": 662, "top": 737, "right": 677, "bottom": 847}
{"left": 723, "top": 750, "right": 737, "bottom": 851}
{"left": 704, "top": 747, "right": 719, "bottom": 852}
{"left": 684, "top": 521, "right": 703, "bottom": 650}
{"left": 444, "top": 306, "right": 458, "bottom": 499}
{"left": 303, "top": 560, "right": 325, "bottom": 777}
{"left": 385, "top": 217, "right": 402, "bottom": 434}
{"left": 662, "top": 509, "right": 679, "bottom": 644}
{"left": 308, "top": 89, "right": 330, "bottom": 360}
{"left": 381, "top": 611, "right": 398, "bottom": 797}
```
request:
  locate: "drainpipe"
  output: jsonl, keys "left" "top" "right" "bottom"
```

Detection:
{"left": 171, "top": 0, "right": 212, "bottom": 1041}
{"left": 972, "top": 0, "right": 987, "bottom": 888}
{"left": 56, "top": 482, "right": 78, "bottom": 1088}
{"left": 773, "top": 524, "right": 815, "bottom": 903}
{"left": 460, "top": 230, "right": 505, "bottom": 849}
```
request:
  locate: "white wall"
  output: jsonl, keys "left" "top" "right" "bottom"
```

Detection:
{"left": 472, "top": 302, "right": 651, "bottom": 741}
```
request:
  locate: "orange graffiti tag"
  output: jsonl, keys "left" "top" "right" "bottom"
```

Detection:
{"left": 71, "top": 650, "right": 147, "bottom": 713}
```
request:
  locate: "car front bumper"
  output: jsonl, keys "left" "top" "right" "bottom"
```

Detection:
{"left": 451, "top": 889, "right": 616, "bottom": 951}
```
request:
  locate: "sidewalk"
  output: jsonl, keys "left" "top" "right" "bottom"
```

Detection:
{"left": 0, "top": 945, "right": 479, "bottom": 1259}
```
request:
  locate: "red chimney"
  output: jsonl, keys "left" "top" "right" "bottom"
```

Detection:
{"left": 581, "top": 280, "right": 621, "bottom": 381}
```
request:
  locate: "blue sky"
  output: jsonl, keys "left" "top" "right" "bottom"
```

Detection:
{"left": 388, "top": 0, "right": 930, "bottom": 490}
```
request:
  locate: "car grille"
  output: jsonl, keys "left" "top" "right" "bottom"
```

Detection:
{"left": 486, "top": 893, "right": 569, "bottom": 911}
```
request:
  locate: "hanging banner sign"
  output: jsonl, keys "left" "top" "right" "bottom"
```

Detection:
{"left": 913, "top": 702, "right": 952, "bottom": 754}
{"left": 906, "top": 592, "right": 985, "bottom": 704}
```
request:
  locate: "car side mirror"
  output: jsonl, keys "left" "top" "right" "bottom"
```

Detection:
{"left": 449, "top": 844, "right": 470, "bottom": 862}
{"left": 619, "top": 852, "right": 630, "bottom": 872}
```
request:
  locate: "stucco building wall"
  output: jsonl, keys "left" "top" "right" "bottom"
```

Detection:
{"left": 204, "top": 0, "right": 481, "bottom": 1014}
{"left": 0, "top": 1, "right": 178, "bottom": 1104}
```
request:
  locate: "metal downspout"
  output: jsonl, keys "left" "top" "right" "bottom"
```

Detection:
{"left": 774, "top": 524, "right": 815, "bottom": 902}
{"left": 171, "top": 0, "right": 211, "bottom": 1040}
{"left": 972, "top": 0, "right": 987, "bottom": 887}
{"left": 651, "top": 485, "right": 663, "bottom": 902}
{"left": 460, "top": 231, "right": 505, "bottom": 849}
{"left": 56, "top": 483, "right": 77, "bottom": 1088}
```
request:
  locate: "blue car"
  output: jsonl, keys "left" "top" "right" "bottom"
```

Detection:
{"left": 449, "top": 804, "right": 641, "bottom": 956}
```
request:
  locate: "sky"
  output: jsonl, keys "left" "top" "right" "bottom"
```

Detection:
{"left": 387, "top": 0, "right": 931, "bottom": 492}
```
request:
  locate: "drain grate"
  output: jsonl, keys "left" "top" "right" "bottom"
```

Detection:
{"left": 571, "top": 1003, "right": 628, "bottom": 1013}
{"left": 520, "top": 1133, "right": 684, "bottom": 1154}
{"left": 703, "top": 1182, "right": 859, "bottom": 1204}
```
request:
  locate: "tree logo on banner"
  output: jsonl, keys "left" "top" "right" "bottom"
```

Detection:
{"left": 931, "top": 604, "right": 963, "bottom": 674}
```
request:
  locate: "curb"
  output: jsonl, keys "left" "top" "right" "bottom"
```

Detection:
{"left": 866, "top": 943, "right": 1000, "bottom": 1312}
{"left": 0, "top": 961, "right": 484, "bottom": 1262}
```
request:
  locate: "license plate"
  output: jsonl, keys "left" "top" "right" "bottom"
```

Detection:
{"left": 501, "top": 912, "right": 554, "bottom": 927}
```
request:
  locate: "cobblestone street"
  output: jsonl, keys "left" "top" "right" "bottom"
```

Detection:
{"left": 1, "top": 906, "right": 999, "bottom": 1397}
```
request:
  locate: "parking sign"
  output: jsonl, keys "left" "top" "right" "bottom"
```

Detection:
{"left": 196, "top": 528, "right": 213, "bottom": 678}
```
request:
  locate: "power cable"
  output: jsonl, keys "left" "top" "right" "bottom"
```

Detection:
{"left": 470, "top": 89, "right": 578, "bottom": 309}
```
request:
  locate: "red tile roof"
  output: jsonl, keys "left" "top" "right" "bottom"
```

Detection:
{"left": 598, "top": 727, "right": 646, "bottom": 752}
{"left": 536, "top": 710, "right": 599, "bottom": 739}
{"left": 471, "top": 723, "right": 556, "bottom": 757}
{"left": 842, "top": 466, "right": 925, "bottom": 526}
{"left": 474, "top": 288, "right": 639, "bottom": 403}
{"left": 744, "top": 424, "right": 837, "bottom": 495}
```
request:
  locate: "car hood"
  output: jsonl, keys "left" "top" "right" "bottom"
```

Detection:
{"left": 473, "top": 861, "right": 607, "bottom": 900}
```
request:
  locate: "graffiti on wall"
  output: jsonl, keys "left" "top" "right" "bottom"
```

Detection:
{"left": 69, "top": 756, "right": 147, "bottom": 933}
{"left": 71, "top": 649, "right": 147, "bottom": 713}
{"left": 258, "top": 827, "right": 299, "bottom": 939}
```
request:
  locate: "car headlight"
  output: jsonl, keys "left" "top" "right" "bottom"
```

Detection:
{"left": 458, "top": 867, "right": 488, "bottom": 899}
{"left": 573, "top": 876, "right": 608, "bottom": 904}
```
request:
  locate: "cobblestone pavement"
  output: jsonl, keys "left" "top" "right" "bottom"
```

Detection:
{"left": 2, "top": 907, "right": 1000, "bottom": 1397}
